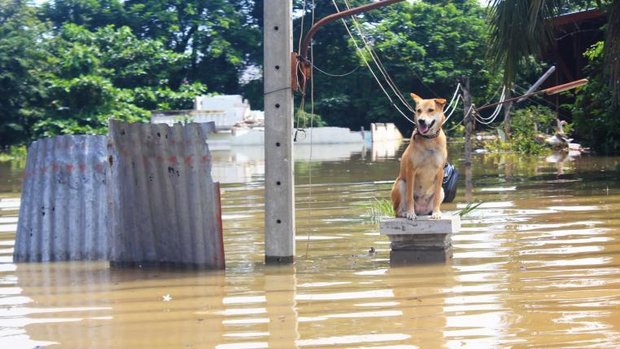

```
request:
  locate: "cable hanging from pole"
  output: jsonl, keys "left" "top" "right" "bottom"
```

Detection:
{"left": 341, "top": 1, "right": 465, "bottom": 127}
{"left": 341, "top": 0, "right": 414, "bottom": 113}
{"left": 444, "top": 83, "right": 462, "bottom": 111}
{"left": 443, "top": 94, "right": 462, "bottom": 123}
{"left": 296, "top": 0, "right": 405, "bottom": 96}
{"left": 331, "top": 0, "right": 416, "bottom": 124}
{"left": 443, "top": 83, "right": 463, "bottom": 123}
{"left": 312, "top": 63, "right": 360, "bottom": 77}
{"left": 475, "top": 87, "right": 506, "bottom": 124}
{"left": 469, "top": 78, "right": 589, "bottom": 127}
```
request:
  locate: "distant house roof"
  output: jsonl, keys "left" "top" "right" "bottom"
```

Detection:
{"left": 544, "top": 9, "right": 607, "bottom": 83}
{"left": 552, "top": 8, "right": 605, "bottom": 27}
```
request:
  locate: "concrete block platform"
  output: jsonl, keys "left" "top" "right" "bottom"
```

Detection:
{"left": 390, "top": 248, "right": 453, "bottom": 265}
{"left": 380, "top": 213, "right": 460, "bottom": 251}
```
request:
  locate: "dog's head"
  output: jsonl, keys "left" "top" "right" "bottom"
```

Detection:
{"left": 410, "top": 93, "right": 446, "bottom": 136}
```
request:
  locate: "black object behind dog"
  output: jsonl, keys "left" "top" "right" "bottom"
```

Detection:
{"left": 442, "top": 162, "right": 458, "bottom": 203}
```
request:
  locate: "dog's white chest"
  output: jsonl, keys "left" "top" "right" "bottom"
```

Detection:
{"left": 412, "top": 147, "right": 444, "bottom": 168}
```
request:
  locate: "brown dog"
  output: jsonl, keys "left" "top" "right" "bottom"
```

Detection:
{"left": 391, "top": 93, "right": 448, "bottom": 220}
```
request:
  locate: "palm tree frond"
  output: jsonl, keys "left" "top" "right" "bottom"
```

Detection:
{"left": 487, "top": 0, "right": 561, "bottom": 86}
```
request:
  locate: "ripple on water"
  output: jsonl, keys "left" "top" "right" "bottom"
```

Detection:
{"left": 1, "top": 152, "right": 620, "bottom": 348}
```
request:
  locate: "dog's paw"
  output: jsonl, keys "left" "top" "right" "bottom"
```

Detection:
{"left": 430, "top": 211, "right": 442, "bottom": 220}
{"left": 406, "top": 211, "right": 417, "bottom": 220}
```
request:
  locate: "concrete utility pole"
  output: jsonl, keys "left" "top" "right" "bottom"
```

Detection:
{"left": 264, "top": 0, "right": 295, "bottom": 264}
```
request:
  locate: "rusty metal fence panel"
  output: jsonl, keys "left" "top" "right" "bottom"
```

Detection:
{"left": 108, "top": 120, "right": 224, "bottom": 269}
{"left": 14, "top": 135, "right": 109, "bottom": 262}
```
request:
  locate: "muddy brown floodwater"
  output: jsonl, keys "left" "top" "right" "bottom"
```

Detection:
{"left": 1, "top": 141, "right": 620, "bottom": 348}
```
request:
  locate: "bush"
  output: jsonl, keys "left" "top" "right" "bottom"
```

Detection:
{"left": 569, "top": 41, "right": 620, "bottom": 154}
{"left": 294, "top": 110, "right": 326, "bottom": 128}
{"left": 484, "top": 105, "right": 558, "bottom": 155}
{"left": 511, "top": 105, "right": 557, "bottom": 136}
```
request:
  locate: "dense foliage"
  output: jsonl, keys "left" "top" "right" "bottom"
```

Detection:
{"left": 0, "top": 0, "right": 48, "bottom": 145}
{"left": 570, "top": 41, "right": 620, "bottom": 154}
{"left": 485, "top": 105, "right": 558, "bottom": 155}
{"left": 0, "top": 0, "right": 259, "bottom": 146}
{"left": 0, "top": 0, "right": 618, "bottom": 155}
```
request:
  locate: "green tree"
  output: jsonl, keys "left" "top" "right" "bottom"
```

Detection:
{"left": 0, "top": 0, "right": 48, "bottom": 146}
{"left": 89, "top": 25, "right": 188, "bottom": 89}
{"left": 570, "top": 41, "right": 620, "bottom": 154}
{"left": 42, "top": 0, "right": 262, "bottom": 100}
{"left": 34, "top": 24, "right": 207, "bottom": 137}
{"left": 371, "top": 0, "right": 497, "bottom": 101}
{"left": 42, "top": 0, "right": 125, "bottom": 30}
{"left": 122, "top": 0, "right": 261, "bottom": 93}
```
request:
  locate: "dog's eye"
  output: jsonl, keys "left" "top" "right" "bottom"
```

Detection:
{"left": 427, "top": 108, "right": 434, "bottom": 113}
{"left": 416, "top": 109, "right": 422, "bottom": 114}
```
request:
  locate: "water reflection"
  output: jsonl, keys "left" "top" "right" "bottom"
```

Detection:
{"left": 211, "top": 141, "right": 401, "bottom": 183}
{"left": 390, "top": 248, "right": 453, "bottom": 265}
{"left": 1, "top": 142, "right": 620, "bottom": 348}
{"left": 6, "top": 263, "right": 112, "bottom": 349}
{"left": 0, "top": 162, "right": 23, "bottom": 195}
{"left": 265, "top": 266, "right": 297, "bottom": 349}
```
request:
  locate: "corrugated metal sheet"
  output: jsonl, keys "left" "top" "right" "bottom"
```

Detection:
{"left": 108, "top": 120, "right": 224, "bottom": 269}
{"left": 14, "top": 135, "right": 109, "bottom": 262}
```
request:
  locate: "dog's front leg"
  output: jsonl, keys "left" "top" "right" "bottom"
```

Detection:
{"left": 405, "top": 170, "right": 416, "bottom": 220}
{"left": 430, "top": 167, "right": 444, "bottom": 219}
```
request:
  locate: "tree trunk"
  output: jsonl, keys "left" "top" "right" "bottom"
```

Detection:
{"left": 604, "top": 0, "right": 620, "bottom": 105}
{"left": 503, "top": 88, "right": 513, "bottom": 139}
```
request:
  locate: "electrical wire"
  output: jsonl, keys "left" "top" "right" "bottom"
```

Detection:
{"left": 443, "top": 94, "right": 462, "bottom": 124}
{"left": 341, "top": 0, "right": 415, "bottom": 112}
{"left": 304, "top": 0, "right": 317, "bottom": 258}
{"left": 444, "top": 83, "right": 462, "bottom": 111}
{"left": 312, "top": 63, "right": 360, "bottom": 77}
{"left": 297, "top": 0, "right": 307, "bottom": 61}
{"left": 439, "top": 83, "right": 464, "bottom": 125}
{"left": 331, "top": 0, "right": 416, "bottom": 124}
{"left": 473, "top": 87, "right": 506, "bottom": 125}
{"left": 341, "top": 0, "right": 466, "bottom": 127}
{"left": 464, "top": 104, "right": 475, "bottom": 120}
{"left": 444, "top": 103, "right": 474, "bottom": 133}
{"left": 343, "top": 0, "right": 440, "bottom": 98}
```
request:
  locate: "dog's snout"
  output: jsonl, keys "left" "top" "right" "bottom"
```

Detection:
{"left": 418, "top": 119, "right": 427, "bottom": 126}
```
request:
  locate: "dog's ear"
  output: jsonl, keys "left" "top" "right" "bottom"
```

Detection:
{"left": 410, "top": 93, "right": 423, "bottom": 104}
{"left": 434, "top": 98, "right": 447, "bottom": 108}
